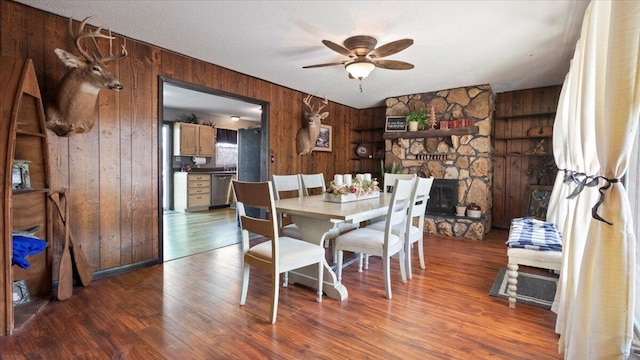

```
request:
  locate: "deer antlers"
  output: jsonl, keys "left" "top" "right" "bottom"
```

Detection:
{"left": 70, "top": 16, "right": 127, "bottom": 63}
{"left": 303, "top": 94, "right": 328, "bottom": 114}
{"left": 46, "top": 16, "right": 128, "bottom": 137}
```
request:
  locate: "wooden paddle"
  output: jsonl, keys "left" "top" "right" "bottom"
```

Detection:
{"left": 56, "top": 191, "right": 73, "bottom": 300}
{"left": 50, "top": 191, "right": 93, "bottom": 287}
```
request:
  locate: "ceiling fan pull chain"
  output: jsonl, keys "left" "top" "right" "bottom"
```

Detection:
{"left": 359, "top": 79, "right": 363, "bottom": 93}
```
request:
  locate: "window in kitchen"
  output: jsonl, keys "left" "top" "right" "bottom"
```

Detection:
{"left": 216, "top": 128, "right": 238, "bottom": 168}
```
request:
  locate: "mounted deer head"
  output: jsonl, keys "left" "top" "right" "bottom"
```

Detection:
{"left": 46, "top": 16, "right": 127, "bottom": 137}
{"left": 296, "top": 94, "right": 329, "bottom": 155}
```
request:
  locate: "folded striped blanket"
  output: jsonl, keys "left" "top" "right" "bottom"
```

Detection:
{"left": 506, "top": 217, "right": 562, "bottom": 251}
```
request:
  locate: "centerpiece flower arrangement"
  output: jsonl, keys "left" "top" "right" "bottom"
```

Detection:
{"left": 327, "top": 175, "right": 380, "bottom": 197}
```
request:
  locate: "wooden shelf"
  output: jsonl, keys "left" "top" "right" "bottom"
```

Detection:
{"left": 351, "top": 157, "right": 383, "bottom": 161}
{"left": 352, "top": 127, "right": 384, "bottom": 132}
{"left": 351, "top": 140, "right": 384, "bottom": 145}
{"left": 493, "top": 135, "right": 552, "bottom": 140}
{"left": 13, "top": 187, "right": 50, "bottom": 195}
{"left": 16, "top": 130, "right": 46, "bottom": 138}
{"left": 383, "top": 126, "right": 479, "bottom": 140}
{"left": 13, "top": 297, "right": 49, "bottom": 332}
{"left": 494, "top": 153, "right": 554, "bottom": 157}
{"left": 494, "top": 112, "right": 556, "bottom": 120}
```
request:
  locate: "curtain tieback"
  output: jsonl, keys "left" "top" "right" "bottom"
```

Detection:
{"left": 559, "top": 169, "right": 620, "bottom": 225}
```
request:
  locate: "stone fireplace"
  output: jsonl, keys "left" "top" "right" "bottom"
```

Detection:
{"left": 384, "top": 85, "right": 494, "bottom": 240}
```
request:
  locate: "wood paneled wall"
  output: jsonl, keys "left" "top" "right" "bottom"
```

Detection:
{"left": 492, "top": 86, "right": 561, "bottom": 228}
{"left": 0, "top": 0, "right": 385, "bottom": 273}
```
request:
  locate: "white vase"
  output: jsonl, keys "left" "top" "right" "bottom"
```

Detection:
{"left": 455, "top": 206, "right": 466, "bottom": 216}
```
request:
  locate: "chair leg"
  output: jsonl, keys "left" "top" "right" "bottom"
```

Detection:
{"left": 405, "top": 241, "right": 413, "bottom": 280}
{"left": 417, "top": 237, "right": 426, "bottom": 269}
{"left": 506, "top": 263, "right": 519, "bottom": 309}
{"left": 317, "top": 261, "right": 324, "bottom": 303}
{"left": 283, "top": 271, "right": 288, "bottom": 287}
{"left": 337, "top": 250, "right": 344, "bottom": 283}
{"left": 399, "top": 247, "right": 407, "bottom": 283}
{"left": 383, "top": 255, "right": 392, "bottom": 299}
{"left": 357, "top": 254, "right": 370, "bottom": 271}
{"left": 240, "top": 263, "right": 250, "bottom": 305}
{"left": 270, "top": 272, "right": 280, "bottom": 324}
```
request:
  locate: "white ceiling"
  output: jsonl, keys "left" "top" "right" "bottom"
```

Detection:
{"left": 16, "top": 0, "right": 589, "bottom": 113}
{"left": 163, "top": 83, "right": 263, "bottom": 122}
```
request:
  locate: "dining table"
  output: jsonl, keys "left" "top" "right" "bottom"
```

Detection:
{"left": 275, "top": 192, "right": 392, "bottom": 301}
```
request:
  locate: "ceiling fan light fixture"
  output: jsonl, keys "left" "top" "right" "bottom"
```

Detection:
{"left": 345, "top": 59, "right": 375, "bottom": 80}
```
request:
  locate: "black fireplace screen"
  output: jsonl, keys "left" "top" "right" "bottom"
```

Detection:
{"left": 426, "top": 179, "right": 458, "bottom": 215}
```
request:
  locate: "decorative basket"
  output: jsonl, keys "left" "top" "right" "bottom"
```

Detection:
{"left": 323, "top": 191, "right": 380, "bottom": 203}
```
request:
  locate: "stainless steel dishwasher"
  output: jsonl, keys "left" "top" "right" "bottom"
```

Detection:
{"left": 210, "top": 174, "right": 232, "bottom": 207}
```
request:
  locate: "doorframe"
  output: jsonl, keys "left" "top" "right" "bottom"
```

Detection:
{"left": 157, "top": 76, "right": 270, "bottom": 261}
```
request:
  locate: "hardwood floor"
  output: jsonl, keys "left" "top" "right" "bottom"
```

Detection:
{"left": 163, "top": 208, "right": 242, "bottom": 261}
{"left": 0, "top": 230, "right": 562, "bottom": 359}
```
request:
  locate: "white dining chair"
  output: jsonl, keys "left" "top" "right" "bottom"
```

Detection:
{"left": 300, "top": 173, "right": 359, "bottom": 263}
{"left": 363, "top": 172, "right": 417, "bottom": 270}
{"left": 271, "top": 174, "right": 304, "bottom": 240}
{"left": 368, "top": 176, "right": 433, "bottom": 279}
{"left": 335, "top": 178, "right": 414, "bottom": 299}
{"left": 233, "top": 180, "right": 324, "bottom": 324}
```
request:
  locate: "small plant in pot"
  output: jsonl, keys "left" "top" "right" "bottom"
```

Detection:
{"left": 455, "top": 202, "right": 466, "bottom": 216}
{"left": 406, "top": 108, "right": 429, "bottom": 131}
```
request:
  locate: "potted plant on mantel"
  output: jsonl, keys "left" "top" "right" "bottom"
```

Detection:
{"left": 406, "top": 108, "right": 429, "bottom": 131}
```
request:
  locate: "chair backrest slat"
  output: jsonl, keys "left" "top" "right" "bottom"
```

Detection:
{"left": 300, "top": 173, "right": 326, "bottom": 196}
{"left": 232, "top": 180, "right": 279, "bottom": 249}
{"left": 385, "top": 179, "right": 414, "bottom": 239}
{"left": 383, "top": 173, "right": 417, "bottom": 193}
{"left": 271, "top": 174, "right": 303, "bottom": 199}
{"left": 407, "top": 177, "right": 434, "bottom": 233}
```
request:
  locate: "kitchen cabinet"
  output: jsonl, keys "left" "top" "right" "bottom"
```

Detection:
{"left": 0, "top": 57, "right": 52, "bottom": 335}
{"left": 173, "top": 123, "right": 215, "bottom": 157}
{"left": 173, "top": 173, "right": 211, "bottom": 211}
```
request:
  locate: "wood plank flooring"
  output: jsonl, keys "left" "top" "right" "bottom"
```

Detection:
{"left": 0, "top": 230, "right": 562, "bottom": 359}
{"left": 163, "top": 208, "right": 242, "bottom": 261}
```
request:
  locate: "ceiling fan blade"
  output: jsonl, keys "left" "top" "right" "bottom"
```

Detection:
{"left": 369, "top": 39, "right": 414, "bottom": 58}
{"left": 374, "top": 59, "right": 414, "bottom": 70}
{"left": 322, "top": 40, "right": 354, "bottom": 57}
{"left": 303, "top": 61, "right": 346, "bottom": 69}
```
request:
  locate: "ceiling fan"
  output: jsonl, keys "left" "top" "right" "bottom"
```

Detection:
{"left": 303, "top": 35, "right": 414, "bottom": 88}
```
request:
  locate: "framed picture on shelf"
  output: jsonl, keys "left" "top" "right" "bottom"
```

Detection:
{"left": 385, "top": 116, "right": 407, "bottom": 132}
{"left": 12, "top": 280, "right": 31, "bottom": 306}
{"left": 314, "top": 124, "right": 332, "bottom": 152}
{"left": 12, "top": 160, "right": 31, "bottom": 190}
{"left": 524, "top": 185, "right": 553, "bottom": 220}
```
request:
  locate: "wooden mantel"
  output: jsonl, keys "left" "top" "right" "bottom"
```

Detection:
{"left": 382, "top": 126, "right": 479, "bottom": 140}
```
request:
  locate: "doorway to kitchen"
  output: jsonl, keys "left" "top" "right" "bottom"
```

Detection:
{"left": 158, "top": 77, "right": 269, "bottom": 261}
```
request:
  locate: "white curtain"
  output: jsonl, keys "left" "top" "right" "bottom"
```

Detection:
{"left": 547, "top": 1, "right": 640, "bottom": 358}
